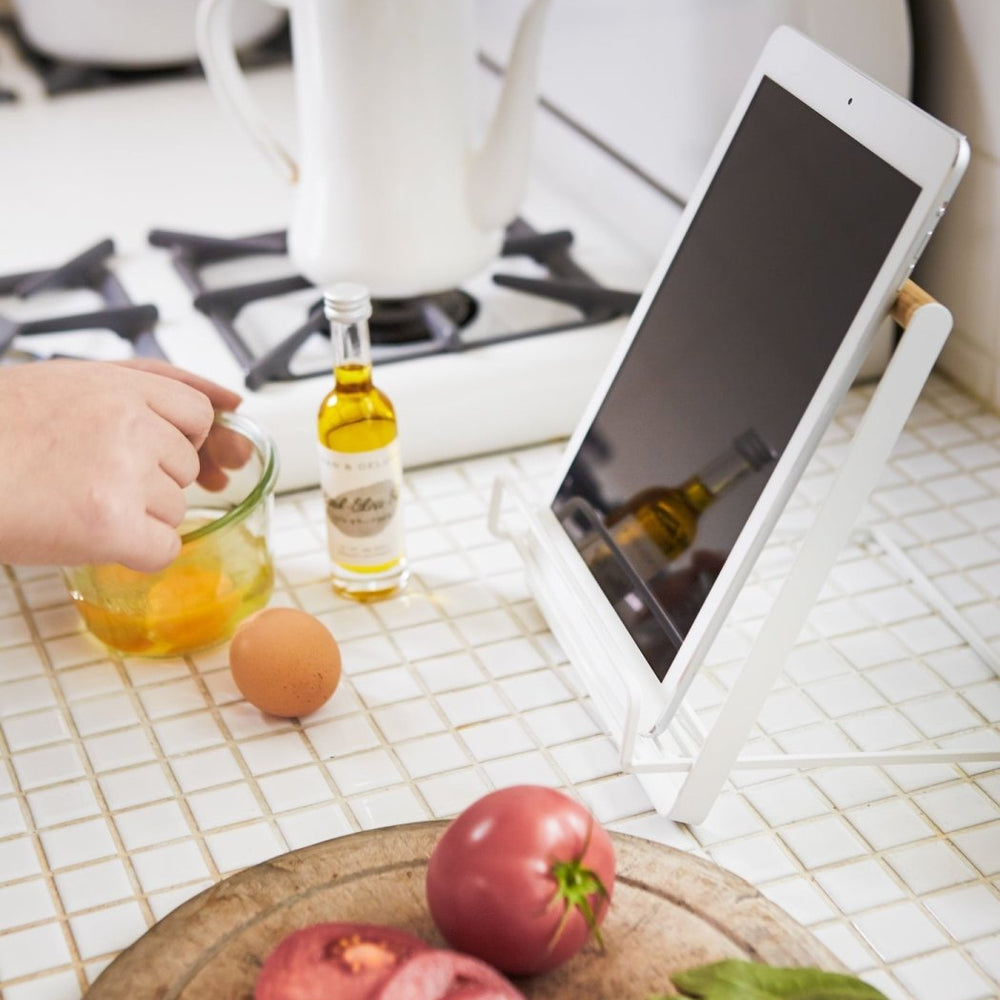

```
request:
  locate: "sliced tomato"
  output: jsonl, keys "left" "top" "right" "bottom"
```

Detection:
{"left": 254, "top": 922, "right": 429, "bottom": 1000}
{"left": 376, "top": 949, "right": 526, "bottom": 1000}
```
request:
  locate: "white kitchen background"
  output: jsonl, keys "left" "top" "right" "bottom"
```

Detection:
{"left": 479, "top": 0, "right": 1000, "bottom": 410}
{"left": 0, "top": 3, "right": 998, "bottom": 1000}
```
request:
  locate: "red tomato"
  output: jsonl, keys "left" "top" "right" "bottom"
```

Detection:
{"left": 424, "top": 785, "right": 615, "bottom": 976}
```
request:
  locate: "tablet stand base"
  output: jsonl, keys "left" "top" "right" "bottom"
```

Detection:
{"left": 490, "top": 281, "right": 1000, "bottom": 825}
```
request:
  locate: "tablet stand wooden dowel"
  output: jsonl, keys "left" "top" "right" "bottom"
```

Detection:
{"left": 490, "top": 280, "right": 1000, "bottom": 825}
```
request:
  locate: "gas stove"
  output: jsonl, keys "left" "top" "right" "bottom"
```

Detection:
{"left": 0, "top": 14, "right": 680, "bottom": 493}
{"left": 0, "top": 220, "right": 643, "bottom": 490}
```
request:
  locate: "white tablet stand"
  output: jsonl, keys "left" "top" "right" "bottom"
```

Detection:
{"left": 490, "top": 281, "right": 1000, "bottom": 824}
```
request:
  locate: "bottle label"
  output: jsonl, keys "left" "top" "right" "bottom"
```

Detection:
{"left": 318, "top": 440, "right": 405, "bottom": 569}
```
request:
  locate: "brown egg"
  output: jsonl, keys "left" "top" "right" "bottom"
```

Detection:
{"left": 229, "top": 607, "right": 341, "bottom": 718}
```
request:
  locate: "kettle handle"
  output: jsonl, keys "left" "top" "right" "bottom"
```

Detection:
{"left": 196, "top": 0, "right": 298, "bottom": 184}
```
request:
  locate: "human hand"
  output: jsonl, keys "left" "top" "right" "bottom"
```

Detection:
{"left": 0, "top": 359, "right": 242, "bottom": 572}
{"left": 116, "top": 358, "right": 248, "bottom": 491}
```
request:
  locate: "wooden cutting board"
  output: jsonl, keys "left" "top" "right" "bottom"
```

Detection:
{"left": 87, "top": 821, "right": 841, "bottom": 999}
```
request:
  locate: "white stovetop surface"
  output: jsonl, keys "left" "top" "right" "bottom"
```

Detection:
{"left": 1, "top": 36, "right": 999, "bottom": 1000}
{"left": 0, "top": 37, "right": 674, "bottom": 491}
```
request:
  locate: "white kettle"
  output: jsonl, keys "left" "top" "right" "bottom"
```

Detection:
{"left": 197, "top": 0, "right": 552, "bottom": 297}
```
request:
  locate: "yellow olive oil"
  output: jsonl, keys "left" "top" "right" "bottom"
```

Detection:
{"left": 317, "top": 284, "right": 408, "bottom": 600}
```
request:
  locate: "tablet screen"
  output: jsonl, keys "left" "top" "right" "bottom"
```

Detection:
{"left": 552, "top": 75, "right": 920, "bottom": 681}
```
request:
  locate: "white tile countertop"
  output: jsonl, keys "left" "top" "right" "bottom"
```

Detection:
{"left": 1, "top": 370, "right": 998, "bottom": 1000}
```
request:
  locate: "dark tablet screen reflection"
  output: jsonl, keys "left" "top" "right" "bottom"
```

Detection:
{"left": 552, "top": 75, "right": 919, "bottom": 681}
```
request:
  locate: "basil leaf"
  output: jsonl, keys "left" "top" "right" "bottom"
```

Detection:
{"left": 666, "top": 959, "right": 889, "bottom": 1000}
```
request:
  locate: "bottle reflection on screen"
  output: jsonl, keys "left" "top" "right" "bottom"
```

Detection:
{"left": 571, "top": 429, "right": 777, "bottom": 674}
{"left": 602, "top": 428, "right": 776, "bottom": 577}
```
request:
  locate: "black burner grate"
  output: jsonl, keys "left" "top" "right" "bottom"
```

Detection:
{"left": 0, "top": 238, "right": 163, "bottom": 360}
{"left": 150, "top": 219, "right": 641, "bottom": 391}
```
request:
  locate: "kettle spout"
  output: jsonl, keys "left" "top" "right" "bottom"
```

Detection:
{"left": 468, "top": 0, "right": 552, "bottom": 232}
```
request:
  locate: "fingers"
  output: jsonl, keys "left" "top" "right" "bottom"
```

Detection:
{"left": 117, "top": 358, "right": 243, "bottom": 414}
{"left": 116, "top": 360, "right": 249, "bottom": 482}
{"left": 144, "top": 466, "right": 188, "bottom": 531}
{"left": 204, "top": 423, "right": 253, "bottom": 470}
{"left": 117, "top": 517, "right": 182, "bottom": 574}
{"left": 145, "top": 377, "right": 217, "bottom": 450}
{"left": 197, "top": 422, "right": 254, "bottom": 491}
{"left": 152, "top": 420, "right": 203, "bottom": 490}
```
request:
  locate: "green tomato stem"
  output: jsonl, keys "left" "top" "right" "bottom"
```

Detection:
{"left": 545, "top": 819, "right": 610, "bottom": 953}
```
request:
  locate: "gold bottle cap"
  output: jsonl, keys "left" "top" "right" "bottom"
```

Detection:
{"left": 324, "top": 282, "right": 372, "bottom": 324}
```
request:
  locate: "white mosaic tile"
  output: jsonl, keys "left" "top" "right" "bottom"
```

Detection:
{"left": 458, "top": 715, "right": 535, "bottom": 761}
{"left": 951, "top": 826, "right": 1000, "bottom": 877}
{"left": 743, "top": 776, "right": 832, "bottom": 826}
{"left": 276, "top": 802, "right": 354, "bottom": 851}
{"left": 166, "top": 747, "right": 242, "bottom": 794}
{"left": 914, "top": 783, "right": 999, "bottom": 833}
{"left": 256, "top": 766, "right": 334, "bottom": 813}
{"left": 779, "top": 815, "right": 870, "bottom": 868}
{"left": 760, "top": 877, "right": 836, "bottom": 927}
{"left": 853, "top": 901, "right": 949, "bottom": 962}
{"left": 373, "top": 700, "right": 445, "bottom": 742}
{"left": 97, "top": 763, "right": 173, "bottom": 810}
{"left": 12, "top": 743, "right": 87, "bottom": 790}
{"left": 576, "top": 772, "right": 654, "bottom": 825}
{"left": 1, "top": 373, "right": 998, "bottom": 1000}
{"left": 70, "top": 694, "right": 139, "bottom": 738}
{"left": 967, "top": 937, "right": 1000, "bottom": 986}
{"left": 348, "top": 785, "right": 427, "bottom": 830}
{"left": 304, "top": 714, "right": 381, "bottom": 760}
{"left": 706, "top": 833, "right": 799, "bottom": 885}
{"left": 2, "top": 968, "right": 81, "bottom": 1000}
{"left": 2, "top": 709, "right": 70, "bottom": 753}
{"left": 203, "top": 823, "right": 285, "bottom": 875}
{"left": 925, "top": 884, "right": 1000, "bottom": 942}
{"left": 327, "top": 748, "right": 403, "bottom": 796}
{"left": 809, "top": 921, "right": 879, "bottom": 974}
{"left": 54, "top": 859, "right": 133, "bottom": 912}
{"left": 885, "top": 841, "right": 979, "bottom": 894}
{"left": 237, "top": 732, "right": 314, "bottom": 776}
{"left": 498, "top": 670, "right": 572, "bottom": 712}
{"left": 151, "top": 713, "right": 226, "bottom": 756}
{"left": 418, "top": 768, "right": 491, "bottom": 817}
{"left": 481, "top": 750, "right": 561, "bottom": 790}
{"left": 813, "top": 859, "right": 906, "bottom": 914}
{"left": 691, "top": 792, "right": 766, "bottom": 846}
{"left": 522, "top": 701, "right": 602, "bottom": 746}
{"left": 188, "top": 784, "right": 262, "bottom": 832}
{"left": 39, "top": 818, "right": 116, "bottom": 870}
{"left": 436, "top": 683, "right": 509, "bottom": 727}
{"left": 0, "top": 922, "right": 73, "bottom": 980}
{"left": 68, "top": 901, "right": 147, "bottom": 962}
{"left": 25, "top": 781, "right": 100, "bottom": 829}
{"left": 894, "top": 948, "right": 996, "bottom": 1000}
{"left": 1, "top": 644, "right": 46, "bottom": 681}
{"left": 0, "top": 879, "right": 57, "bottom": 932}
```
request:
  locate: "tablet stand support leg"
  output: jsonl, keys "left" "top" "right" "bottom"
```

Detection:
{"left": 668, "top": 288, "right": 957, "bottom": 824}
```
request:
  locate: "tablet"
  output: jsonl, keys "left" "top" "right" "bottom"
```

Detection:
{"left": 531, "top": 26, "right": 968, "bottom": 737}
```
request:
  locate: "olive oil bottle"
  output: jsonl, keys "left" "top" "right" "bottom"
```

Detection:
{"left": 587, "top": 429, "right": 777, "bottom": 586}
{"left": 317, "top": 283, "right": 408, "bottom": 600}
{"left": 607, "top": 429, "right": 777, "bottom": 566}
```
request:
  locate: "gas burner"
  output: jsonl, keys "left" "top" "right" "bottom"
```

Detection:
{"left": 0, "top": 238, "right": 163, "bottom": 361}
{"left": 299, "top": 288, "right": 478, "bottom": 348}
{"left": 150, "top": 219, "right": 642, "bottom": 391}
{"left": 368, "top": 290, "right": 478, "bottom": 345}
